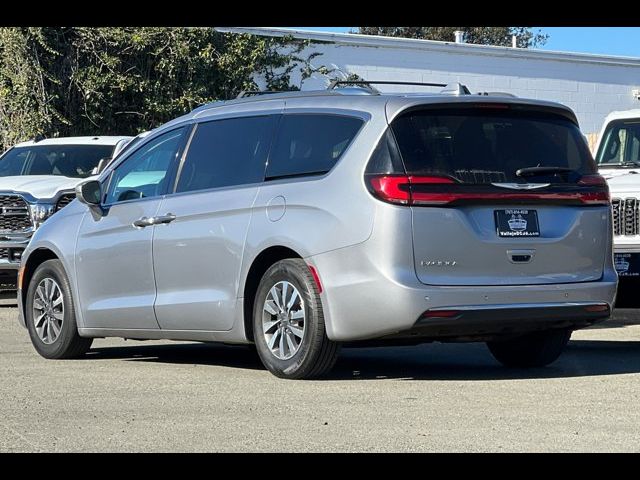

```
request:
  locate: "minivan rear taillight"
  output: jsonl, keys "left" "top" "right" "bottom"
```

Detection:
{"left": 367, "top": 175, "right": 455, "bottom": 205}
{"left": 367, "top": 174, "right": 611, "bottom": 206}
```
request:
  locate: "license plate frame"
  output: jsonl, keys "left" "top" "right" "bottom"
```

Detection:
{"left": 615, "top": 252, "right": 640, "bottom": 277}
{"left": 494, "top": 209, "right": 540, "bottom": 238}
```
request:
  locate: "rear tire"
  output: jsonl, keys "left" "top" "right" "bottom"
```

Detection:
{"left": 253, "top": 259, "right": 340, "bottom": 379}
{"left": 25, "top": 259, "right": 92, "bottom": 359}
{"left": 487, "top": 328, "right": 571, "bottom": 368}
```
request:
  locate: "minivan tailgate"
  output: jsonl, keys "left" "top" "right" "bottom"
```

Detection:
{"left": 412, "top": 204, "right": 608, "bottom": 286}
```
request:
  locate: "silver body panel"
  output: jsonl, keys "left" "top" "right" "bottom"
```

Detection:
{"left": 18, "top": 92, "right": 617, "bottom": 341}
{"left": 76, "top": 198, "right": 162, "bottom": 330}
{"left": 0, "top": 136, "right": 133, "bottom": 273}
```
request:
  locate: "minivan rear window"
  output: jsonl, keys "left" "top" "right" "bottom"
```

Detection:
{"left": 266, "top": 114, "right": 363, "bottom": 179}
{"left": 389, "top": 107, "right": 596, "bottom": 183}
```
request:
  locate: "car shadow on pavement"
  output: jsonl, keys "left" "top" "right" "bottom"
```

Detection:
{"left": 85, "top": 342, "right": 264, "bottom": 370}
{"left": 83, "top": 338, "right": 640, "bottom": 381}
{"left": 326, "top": 340, "right": 640, "bottom": 381}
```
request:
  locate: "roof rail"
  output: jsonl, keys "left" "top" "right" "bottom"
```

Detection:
{"left": 237, "top": 90, "right": 298, "bottom": 99}
{"left": 440, "top": 83, "right": 472, "bottom": 95}
{"left": 328, "top": 80, "right": 451, "bottom": 93}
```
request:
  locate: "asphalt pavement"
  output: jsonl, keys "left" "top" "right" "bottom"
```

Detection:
{"left": 1, "top": 300, "right": 639, "bottom": 452}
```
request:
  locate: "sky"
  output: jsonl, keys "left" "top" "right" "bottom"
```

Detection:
{"left": 285, "top": 27, "right": 640, "bottom": 58}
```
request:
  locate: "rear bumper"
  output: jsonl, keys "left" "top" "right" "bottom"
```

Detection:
{"left": 384, "top": 303, "right": 610, "bottom": 342}
{"left": 309, "top": 242, "right": 618, "bottom": 342}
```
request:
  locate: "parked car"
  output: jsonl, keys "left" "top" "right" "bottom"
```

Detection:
{"left": 593, "top": 110, "right": 640, "bottom": 283}
{"left": 0, "top": 136, "right": 133, "bottom": 290}
{"left": 16, "top": 83, "right": 616, "bottom": 379}
{"left": 594, "top": 109, "right": 640, "bottom": 180}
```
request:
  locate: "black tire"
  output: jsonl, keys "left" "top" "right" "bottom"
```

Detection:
{"left": 253, "top": 259, "right": 340, "bottom": 379}
{"left": 25, "top": 259, "right": 92, "bottom": 359}
{"left": 487, "top": 328, "right": 572, "bottom": 368}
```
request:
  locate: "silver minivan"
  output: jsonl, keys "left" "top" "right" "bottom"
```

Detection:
{"left": 17, "top": 83, "right": 617, "bottom": 379}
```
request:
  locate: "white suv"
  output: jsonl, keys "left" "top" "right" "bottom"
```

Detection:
{"left": 0, "top": 136, "right": 132, "bottom": 289}
{"left": 594, "top": 109, "right": 640, "bottom": 280}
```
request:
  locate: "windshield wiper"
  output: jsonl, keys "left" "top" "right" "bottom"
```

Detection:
{"left": 598, "top": 161, "right": 640, "bottom": 168}
{"left": 515, "top": 166, "right": 575, "bottom": 177}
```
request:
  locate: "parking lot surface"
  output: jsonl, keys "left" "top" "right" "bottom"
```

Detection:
{"left": 1, "top": 301, "right": 640, "bottom": 452}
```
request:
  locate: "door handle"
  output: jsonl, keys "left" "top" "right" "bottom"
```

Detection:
{"left": 133, "top": 217, "right": 155, "bottom": 228}
{"left": 153, "top": 213, "right": 177, "bottom": 225}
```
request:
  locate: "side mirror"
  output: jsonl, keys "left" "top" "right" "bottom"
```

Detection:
{"left": 76, "top": 180, "right": 102, "bottom": 206}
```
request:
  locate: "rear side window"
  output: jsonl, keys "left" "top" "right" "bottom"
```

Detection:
{"left": 266, "top": 114, "right": 363, "bottom": 179}
{"left": 390, "top": 107, "right": 595, "bottom": 183}
{"left": 176, "top": 116, "right": 276, "bottom": 193}
{"left": 595, "top": 119, "right": 640, "bottom": 167}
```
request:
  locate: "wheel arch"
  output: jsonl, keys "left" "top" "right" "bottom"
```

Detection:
{"left": 242, "top": 246, "right": 303, "bottom": 342}
{"left": 20, "top": 248, "right": 60, "bottom": 313}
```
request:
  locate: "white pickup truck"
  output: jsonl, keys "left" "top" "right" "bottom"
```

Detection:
{"left": 0, "top": 136, "right": 133, "bottom": 289}
{"left": 594, "top": 109, "right": 640, "bottom": 280}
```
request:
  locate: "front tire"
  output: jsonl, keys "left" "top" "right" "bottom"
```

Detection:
{"left": 25, "top": 259, "right": 92, "bottom": 359}
{"left": 487, "top": 328, "right": 571, "bottom": 368}
{"left": 253, "top": 259, "right": 340, "bottom": 379}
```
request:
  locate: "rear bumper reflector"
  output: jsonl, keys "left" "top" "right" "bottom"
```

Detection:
{"left": 308, "top": 264, "right": 323, "bottom": 294}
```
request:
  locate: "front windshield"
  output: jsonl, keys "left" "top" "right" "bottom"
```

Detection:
{"left": 595, "top": 119, "right": 640, "bottom": 168}
{"left": 0, "top": 144, "right": 114, "bottom": 178}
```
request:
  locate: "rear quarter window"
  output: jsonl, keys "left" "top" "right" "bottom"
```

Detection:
{"left": 266, "top": 114, "right": 364, "bottom": 179}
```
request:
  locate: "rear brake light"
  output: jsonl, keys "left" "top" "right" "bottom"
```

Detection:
{"left": 421, "top": 310, "right": 461, "bottom": 319}
{"left": 578, "top": 174, "right": 610, "bottom": 204}
{"left": 367, "top": 175, "right": 455, "bottom": 205}
{"left": 584, "top": 304, "right": 609, "bottom": 313}
{"left": 473, "top": 103, "right": 510, "bottom": 109}
{"left": 367, "top": 174, "right": 611, "bottom": 206}
{"left": 368, "top": 176, "right": 411, "bottom": 204}
{"left": 578, "top": 174, "right": 608, "bottom": 186}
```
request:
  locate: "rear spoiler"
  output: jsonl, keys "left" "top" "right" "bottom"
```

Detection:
{"left": 386, "top": 99, "right": 580, "bottom": 126}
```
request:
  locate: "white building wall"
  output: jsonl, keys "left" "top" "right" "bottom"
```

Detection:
{"left": 218, "top": 28, "right": 640, "bottom": 145}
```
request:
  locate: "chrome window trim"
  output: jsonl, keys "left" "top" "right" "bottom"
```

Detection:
{"left": 101, "top": 125, "right": 190, "bottom": 209}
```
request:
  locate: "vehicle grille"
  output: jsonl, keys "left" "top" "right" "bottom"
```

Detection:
{"left": 612, "top": 198, "right": 640, "bottom": 236}
{"left": 55, "top": 193, "right": 76, "bottom": 212}
{"left": 0, "top": 195, "right": 31, "bottom": 233}
{"left": 0, "top": 248, "right": 8, "bottom": 260}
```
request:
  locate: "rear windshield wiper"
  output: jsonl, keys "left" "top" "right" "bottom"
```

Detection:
{"left": 515, "top": 166, "right": 575, "bottom": 177}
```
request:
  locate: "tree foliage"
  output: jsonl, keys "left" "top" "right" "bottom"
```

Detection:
{"left": 0, "top": 28, "right": 318, "bottom": 151}
{"left": 357, "top": 27, "right": 548, "bottom": 48}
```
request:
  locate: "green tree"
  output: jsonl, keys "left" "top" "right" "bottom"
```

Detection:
{"left": 0, "top": 28, "right": 320, "bottom": 151}
{"left": 356, "top": 27, "right": 548, "bottom": 48}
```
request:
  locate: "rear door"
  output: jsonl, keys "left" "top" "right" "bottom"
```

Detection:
{"left": 151, "top": 114, "right": 277, "bottom": 331}
{"left": 374, "top": 104, "right": 610, "bottom": 286}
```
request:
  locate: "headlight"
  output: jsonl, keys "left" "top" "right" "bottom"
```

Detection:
{"left": 29, "top": 203, "right": 55, "bottom": 229}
